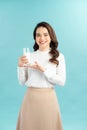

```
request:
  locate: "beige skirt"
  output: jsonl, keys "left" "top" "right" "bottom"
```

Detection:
{"left": 16, "top": 87, "right": 63, "bottom": 130}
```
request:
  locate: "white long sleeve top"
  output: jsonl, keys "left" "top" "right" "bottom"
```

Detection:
{"left": 17, "top": 49, "right": 66, "bottom": 88}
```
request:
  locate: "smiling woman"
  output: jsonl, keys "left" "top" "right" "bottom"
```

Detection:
{"left": 16, "top": 21, "right": 66, "bottom": 130}
{"left": 35, "top": 27, "right": 51, "bottom": 51}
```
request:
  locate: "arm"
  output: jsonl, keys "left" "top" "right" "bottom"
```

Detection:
{"left": 17, "top": 55, "right": 29, "bottom": 86}
{"left": 43, "top": 53, "right": 66, "bottom": 86}
{"left": 17, "top": 67, "right": 28, "bottom": 86}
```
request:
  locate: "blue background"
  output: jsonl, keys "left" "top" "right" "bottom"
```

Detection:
{"left": 0, "top": 0, "right": 87, "bottom": 130}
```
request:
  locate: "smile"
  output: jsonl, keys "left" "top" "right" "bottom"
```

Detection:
{"left": 39, "top": 41, "right": 47, "bottom": 44}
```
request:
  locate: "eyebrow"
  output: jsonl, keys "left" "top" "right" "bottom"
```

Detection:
{"left": 36, "top": 32, "right": 49, "bottom": 35}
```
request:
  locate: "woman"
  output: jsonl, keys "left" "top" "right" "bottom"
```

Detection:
{"left": 16, "top": 21, "right": 66, "bottom": 130}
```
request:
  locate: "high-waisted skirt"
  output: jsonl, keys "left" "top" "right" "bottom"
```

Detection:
{"left": 16, "top": 87, "right": 63, "bottom": 130}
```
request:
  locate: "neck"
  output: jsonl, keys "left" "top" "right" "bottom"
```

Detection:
{"left": 39, "top": 47, "right": 50, "bottom": 52}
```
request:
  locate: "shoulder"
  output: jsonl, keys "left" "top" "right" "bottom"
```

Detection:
{"left": 30, "top": 50, "right": 38, "bottom": 55}
{"left": 56, "top": 52, "right": 66, "bottom": 67}
{"left": 58, "top": 52, "right": 65, "bottom": 60}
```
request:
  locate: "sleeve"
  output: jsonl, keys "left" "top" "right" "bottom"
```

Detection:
{"left": 43, "top": 53, "right": 66, "bottom": 86}
{"left": 17, "top": 67, "right": 28, "bottom": 86}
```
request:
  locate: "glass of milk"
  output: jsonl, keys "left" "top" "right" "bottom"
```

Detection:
{"left": 23, "top": 48, "right": 31, "bottom": 66}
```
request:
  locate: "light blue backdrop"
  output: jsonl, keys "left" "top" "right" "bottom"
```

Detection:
{"left": 0, "top": 0, "right": 87, "bottom": 130}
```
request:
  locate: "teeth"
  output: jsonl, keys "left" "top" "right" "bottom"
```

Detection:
{"left": 40, "top": 42, "right": 45, "bottom": 44}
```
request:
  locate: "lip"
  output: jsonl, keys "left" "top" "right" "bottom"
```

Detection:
{"left": 39, "top": 41, "right": 47, "bottom": 44}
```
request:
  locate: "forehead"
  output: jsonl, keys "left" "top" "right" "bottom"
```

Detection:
{"left": 36, "top": 27, "right": 49, "bottom": 34}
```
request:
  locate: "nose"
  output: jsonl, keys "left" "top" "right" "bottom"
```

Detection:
{"left": 40, "top": 35, "right": 44, "bottom": 41}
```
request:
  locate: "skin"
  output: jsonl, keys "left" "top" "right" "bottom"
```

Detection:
{"left": 35, "top": 27, "right": 51, "bottom": 51}
{"left": 18, "top": 27, "right": 51, "bottom": 72}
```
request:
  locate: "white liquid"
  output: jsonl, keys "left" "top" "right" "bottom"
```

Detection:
{"left": 23, "top": 48, "right": 31, "bottom": 66}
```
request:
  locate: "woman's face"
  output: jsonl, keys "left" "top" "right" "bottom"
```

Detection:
{"left": 35, "top": 27, "right": 51, "bottom": 51}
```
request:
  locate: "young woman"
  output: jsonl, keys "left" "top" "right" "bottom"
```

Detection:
{"left": 16, "top": 21, "right": 66, "bottom": 130}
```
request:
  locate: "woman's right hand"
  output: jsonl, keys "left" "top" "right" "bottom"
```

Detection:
{"left": 18, "top": 56, "right": 29, "bottom": 67}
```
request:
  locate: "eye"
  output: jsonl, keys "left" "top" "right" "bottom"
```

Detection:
{"left": 36, "top": 33, "right": 41, "bottom": 37}
{"left": 44, "top": 33, "right": 49, "bottom": 36}
{"left": 44, "top": 34, "right": 48, "bottom": 36}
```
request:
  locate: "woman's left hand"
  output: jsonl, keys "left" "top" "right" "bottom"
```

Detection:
{"left": 28, "top": 61, "right": 46, "bottom": 72}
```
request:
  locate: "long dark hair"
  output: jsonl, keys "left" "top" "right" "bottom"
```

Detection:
{"left": 33, "top": 22, "right": 59, "bottom": 65}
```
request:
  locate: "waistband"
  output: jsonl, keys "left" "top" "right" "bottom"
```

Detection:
{"left": 28, "top": 87, "right": 54, "bottom": 92}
